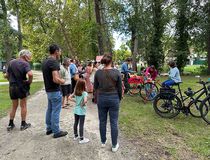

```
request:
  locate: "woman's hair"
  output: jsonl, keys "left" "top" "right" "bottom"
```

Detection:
{"left": 87, "top": 61, "right": 92, "bottom": 67}
{"left": 101, "top": 54, "right": 112, "bottom": 66}
{"left": 168, "top": 60, "right": 176, "bottom": 68}
{"left": 74, "top": 79, "right": 86, "bottom": 96}
{"left": 93, "top": 61, "right": 98, "bottom": 68}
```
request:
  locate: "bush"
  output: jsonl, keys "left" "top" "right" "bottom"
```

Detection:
{"left": 33, "top": 63, "right": 42, "bottom": 70}
{"left": 183, "top": 65, "right": 207, "bottom": 75}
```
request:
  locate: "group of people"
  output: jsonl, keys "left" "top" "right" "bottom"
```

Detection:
{"left": 4, "top": 44, "right": 122, "bottom": 152}
{"left": 3, "top": 43, "right": 181, "bottom": 153}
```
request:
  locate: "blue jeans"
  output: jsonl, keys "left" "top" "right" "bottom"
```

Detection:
{"left": 46, "top": 91, "right": 62, "bottom": 134}
{"left": 162, "top": 79, "right": 175, "bottom": 88}
{"left": 97, "top": 93, "right": 120, "bottom": 146}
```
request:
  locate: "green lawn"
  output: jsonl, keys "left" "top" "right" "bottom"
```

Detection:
{"left": 0, "top": 82, "right": 44, "bottom": 117}
{"left": 120, "top": 75, "right": 210, "bottom": 159}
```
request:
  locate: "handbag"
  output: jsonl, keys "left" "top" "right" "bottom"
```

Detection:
{"left": 159, "top": 87, "right": 175, "bottom": 100}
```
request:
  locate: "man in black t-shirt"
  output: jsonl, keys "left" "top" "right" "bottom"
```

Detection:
{"left": 42, "top": 44, "right": 68, "bottom": 138}
{"left": 5, "top": 50, "right": 33, "bottom": 131}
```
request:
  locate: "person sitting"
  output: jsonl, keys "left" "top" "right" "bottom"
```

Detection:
{"left": 121, "top": 57, "right": 134, "bottom": 93}
{"left": 162, "top": 60, "right": 181, "bottom": 88}
{"left": 144, "top": 65, "right": 158, "bottom": 81}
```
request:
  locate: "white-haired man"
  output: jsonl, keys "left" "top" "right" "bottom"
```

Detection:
{"left": 5, "top": 49, "right": 33, "bottom": 131}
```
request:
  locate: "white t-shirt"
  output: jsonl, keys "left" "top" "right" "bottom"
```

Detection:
{"left": 60, "top": 65, "right": 71, "bottom": 85}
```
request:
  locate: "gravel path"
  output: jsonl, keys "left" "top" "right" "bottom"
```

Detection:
{"left": 0, "top": 90, "right": 141, "bottom": 160}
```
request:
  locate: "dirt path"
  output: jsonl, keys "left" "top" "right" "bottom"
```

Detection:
{"left": 0, "top": 90, "right": 141, "bottom": 160}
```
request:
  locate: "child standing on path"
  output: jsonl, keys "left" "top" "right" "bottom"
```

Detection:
{"left": 69, "top": 79, "right": 90, "bottom": 144}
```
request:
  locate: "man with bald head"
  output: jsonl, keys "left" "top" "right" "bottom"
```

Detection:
{"left": 5, "top": 49, "right": 33, "bottom": 131}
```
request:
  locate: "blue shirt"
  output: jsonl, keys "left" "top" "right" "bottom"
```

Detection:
{"left": 121, "top": 62, "right": 133, "bottom": 74}
{"left": 69, "top": 63, "right": 77, "bottom": 78}
{"left": 74, "top": 91, "right": 88, "bottom": 116}
{"left": 169, "top": 67, "right": 181, "bottom": 83}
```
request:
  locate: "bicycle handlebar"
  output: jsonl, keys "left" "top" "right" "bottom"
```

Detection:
{"left": 196, "top": 81, "right": 210, "bottom": 85}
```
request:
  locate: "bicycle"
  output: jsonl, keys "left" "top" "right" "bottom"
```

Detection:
{"left": 128, "top": 75, "right": 159, "bottom": 101}
{"left": 153, "top": 77, "right": 210, "bottom": 118}
{"left": 199, "top": 84, "right": 210, "bottom": 124}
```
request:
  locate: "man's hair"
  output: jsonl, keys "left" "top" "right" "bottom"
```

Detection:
{"left": 49, "top": 44, "right": 60, "bottom": 54}
{"left": 75, "top": 79, "right": 86, "bottom": 96}
{"left": 126, "top": 57, "right": 132, "bottom": 62}
{"left": 63, "top": 57, "right": 69, "bottom": 66}
{"left": 168, "top": 60, "right": 176, "bottom": 68}
{"left": 19, "top": 49, "right": 32, "bottom": 57}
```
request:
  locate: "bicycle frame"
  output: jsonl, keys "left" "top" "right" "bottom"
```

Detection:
{"left": 175, "top": 83, "right": 208, "bottom": 108}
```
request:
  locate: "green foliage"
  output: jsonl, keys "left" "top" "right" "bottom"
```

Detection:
{"left": 19, "top": 0, "right": 98, "bottom": 62}
{"left": 147, "top": 0, "right": 164, "bottom": 69}
{"left": 33, "top": 62, "right": 41, "bottom": 71}
{"left": 0, "top": 73, "right": 7, "bottom": 82}
{"left": 175, "top": 0, "right": 190, "bottom": 72}
{"left": 113, "top": 44, "right": 131, "bottom": 61}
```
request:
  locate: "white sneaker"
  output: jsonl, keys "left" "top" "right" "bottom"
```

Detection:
{"left": 79, "top": 138, "right": 90, "bottom": 144}
{"left": 73, "top": 136, "right": 79, "bottom": 141}
{"left": 101, "top": 140, "right": 107, "bottom": 148}
{"left": 112, "top": 143, "right": 119, "bottom": 152}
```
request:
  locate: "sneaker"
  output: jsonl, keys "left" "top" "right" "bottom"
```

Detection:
{"left": 53, "top": 131, "right": 68, "bottom": 138}
{"left": 20, "top": 123, "right": 31, "bottom": 131}
{"left": 46, "top": 130, "right": 53, "bottom": 135}
{"left": 112, "top": 143, "right": 119, "bottom": 152}
{"left": 73, "top": 136, "right": 79, "bottom": 141}
{"left": 101, "top": 140, "right": 107, "bottom": 148}
{"left": 7, "top": 124, "right": 15, "bottom": 131}
{"left": 79, "top": 138, "right": 90, "bottom": 144}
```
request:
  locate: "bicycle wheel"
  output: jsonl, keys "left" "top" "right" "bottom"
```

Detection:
{"left": 128, "top": 83, "right": 140, "bottom": 95}
{"left": 140, "top": 82, "right": 159, "bottom": 101}
{"left": 153, "top": 93, "right": 182, "bottom": 118}
{"left": 200, "top": 96, "right": 210, "bottom": 124}
{"left": 188, "top": 100, "right": 202, "bottom": 118}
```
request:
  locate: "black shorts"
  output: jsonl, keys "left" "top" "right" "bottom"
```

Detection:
{"left": 9, "top": 84, "right": 29, "bottom": 100}
{"left": 60, "top": 84, "right": 71, "bottom": 97}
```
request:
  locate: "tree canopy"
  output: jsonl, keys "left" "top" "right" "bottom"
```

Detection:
{"left": 0, "top": 0, "right": 209, "bottom": 73}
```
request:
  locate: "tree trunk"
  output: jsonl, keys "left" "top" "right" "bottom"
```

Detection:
{"left": 94, "top": 0, "right": 104, "bottom": 55}
{"left": 207, "top": 2, "right": 210, "bottom": 75}
{"left": 14, "top": 0, "right": 23, "bottom": 51}
{"left": 1, "top": 0, "right": 12, "bottom": 62}
{"left": 132, "top": 32, "right": 138, "bottom": 72}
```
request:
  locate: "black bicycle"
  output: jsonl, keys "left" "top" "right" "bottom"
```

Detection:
{"left": 199, "top": 88, "right": 210, "bottom": 124}
{"left": 153, "top": 77, "right": 210, "bottom": 118}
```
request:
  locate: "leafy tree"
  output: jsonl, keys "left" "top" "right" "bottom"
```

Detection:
{"left": 0, "top": 0, "right": 18, "bottom": 61}
{"left": 174, "top": 0, "right": 190, "bottom": 72}
{"left": 113, "top": 44, "right": 131, "bottom": 61}
{"left": 147, "top": 0, "right": 165, "bottom": 69}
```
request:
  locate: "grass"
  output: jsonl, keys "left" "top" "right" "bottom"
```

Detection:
{"left": 120, "top": 75, "right": 210, "bottom": 159}
{"left": 0, "top": 82, "right": 44, "bottom": 118}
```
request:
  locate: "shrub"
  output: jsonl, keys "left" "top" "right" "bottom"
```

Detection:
{"left": 33, "top": 63, "right": 42, "bottom": 70}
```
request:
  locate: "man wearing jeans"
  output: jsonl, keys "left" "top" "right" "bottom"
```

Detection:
{"left": 42, "top": 44, "right": 68, "bottom": 138}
